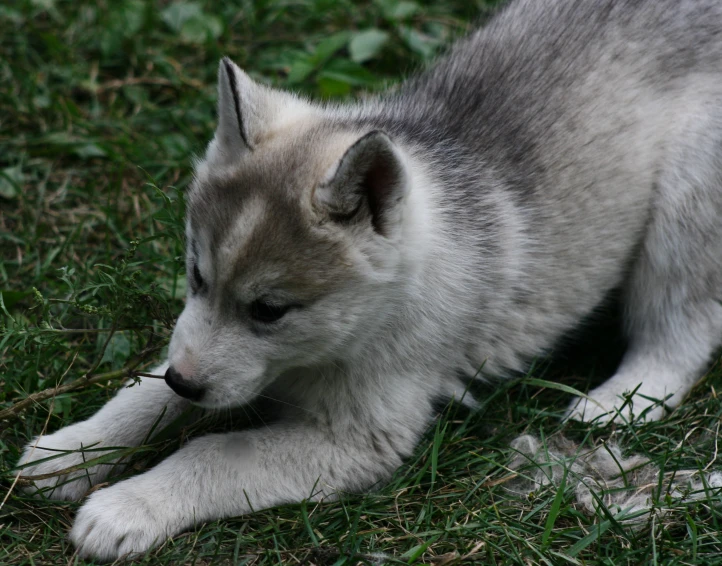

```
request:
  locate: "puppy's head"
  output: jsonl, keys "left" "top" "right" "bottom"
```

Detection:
{"left": 166, "top": 58, "right": 411, "bottom": 407}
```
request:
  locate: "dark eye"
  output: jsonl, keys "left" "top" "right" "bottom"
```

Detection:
{"left": 249, "top": 300, "right": 291, "bottom": 323}
{"left": 191, "top": 263, "right": 204, "bottom": 292}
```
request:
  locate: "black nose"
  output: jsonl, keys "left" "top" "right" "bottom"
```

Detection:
{"left": 164, "top": 366, "right": 205, "bottom": 402}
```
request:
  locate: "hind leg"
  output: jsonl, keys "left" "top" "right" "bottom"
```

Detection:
{"left": 568, "top": 140, "right": 722, "bottom": 423}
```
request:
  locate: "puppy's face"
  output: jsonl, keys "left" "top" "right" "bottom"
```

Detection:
{"left": 167, "top": 120, "right": 409, "bottom": 408}
{"left": 165, "top": 58, "right": 410, "bottom": 408}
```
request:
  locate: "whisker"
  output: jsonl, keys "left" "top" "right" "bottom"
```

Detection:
{"left": 250, "top": 392, "right": 321, "bottom": 416}
{"left": 226, "top": 379, "right": 321, "bottom": 417}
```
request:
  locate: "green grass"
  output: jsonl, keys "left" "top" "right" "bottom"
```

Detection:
{"left": 2, "top": 0, "right": 722, "bottom": 564}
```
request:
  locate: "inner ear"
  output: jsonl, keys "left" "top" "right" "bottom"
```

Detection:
{"left": 319, "top": 131, "right": 408, "bottom": 237}
{"left": 363, "top": 145, "right": 406, "bottom": 234}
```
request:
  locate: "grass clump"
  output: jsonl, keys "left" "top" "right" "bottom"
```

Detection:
{"left": 2, "top": 0, "right": 721, "bottom": 564}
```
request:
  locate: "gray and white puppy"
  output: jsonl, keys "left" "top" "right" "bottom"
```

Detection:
{"left": 19, "top": 0, "right": 722, "bottom": 560}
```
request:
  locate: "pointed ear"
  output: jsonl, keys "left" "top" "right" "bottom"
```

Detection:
{"left": 210, "top": 57, "right": 316, "bottom": 165}
{"left": 316, "top": 131, "right": 408, "bottom": 237}
{"left": 217, "top": 57, "right": 256, "bottom": 154}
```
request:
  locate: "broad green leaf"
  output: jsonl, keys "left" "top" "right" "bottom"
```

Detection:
{"left": 180, "top": 14, "right": 223, "bottom": 44}
{"left": 399, "top": 25, "right": 441, "bottom": 59}
{"left": 74, "top": 143, "right": 107, "bottom": 159}
{"left": 117, "top": 0, "right": 146, "bottom": 37}
{"left": 161, "top": 2, "right": 203, "bottom": 33}
{"left": 317, "top": 77, "right": 352, "bottom": 98}
{"left": 161, "top": 133, "right": 191, "bottom": 159}
{"left": 320, "top": 59, "right": 378, "bottom": 87}
{"left": 0, "top": 166, "right": 23, "bottom": 199}
{"left": 0, "top": 6, "right": 24, "bottom": 24}
{"left": 99, "top": 331, "right": 132, "bottom": 370}
{"left": 310, "top": 32, "right": 351, "bottom": 65}
{"left": 287, "top": 56, "right": 316, "bottom": 84}
{"left": 349, "top": 29, "right": 390, "bottom": 63}
{"left": 31, "top": 0, "right": 56, "bottom": 9}
{"left": 288, "top": 33, "right": 351, "bottom": 85}
{"left": 32, "top": 93, "right": 51, "bottom": 109}
{"left": 377, "top": 0, "right": 420, "bottom": 21}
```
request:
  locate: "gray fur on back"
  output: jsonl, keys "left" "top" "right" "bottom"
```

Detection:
{"left": 334, "top": 0, "right": 722, "bottom": 377}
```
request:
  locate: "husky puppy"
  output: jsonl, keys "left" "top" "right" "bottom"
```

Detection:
{"left": 19, "top": 0, "right": 722, "bottom": 560}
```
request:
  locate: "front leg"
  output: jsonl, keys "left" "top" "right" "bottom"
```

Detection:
{"left": 18, "top": 362, "right": 191, "bottom": 500}
{"left": 70, "top": 378, "right": 435, "bottom": 561}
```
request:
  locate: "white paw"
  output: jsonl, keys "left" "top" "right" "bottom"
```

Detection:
{"left": 565, "top": 388, "right": 665, "bottom": 425}
{"left": 18, "top": 424, "right": 120, "bottom": 501}
{"left": 71, "top": 481, "right": 175, "bottom": 562}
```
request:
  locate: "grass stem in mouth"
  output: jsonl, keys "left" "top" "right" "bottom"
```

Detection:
{"left": 134, "top": 372, "right": 167, "bottom": 380}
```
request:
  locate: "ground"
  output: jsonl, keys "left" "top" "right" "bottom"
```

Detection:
{"left": 1, "top": 0, "right": 722, "bottom": 564}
